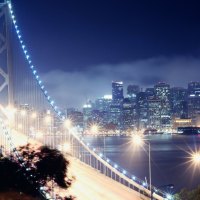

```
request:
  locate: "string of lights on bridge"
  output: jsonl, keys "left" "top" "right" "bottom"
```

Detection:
{"left": 7, "top": 1, "right": 172, "bottom": 199}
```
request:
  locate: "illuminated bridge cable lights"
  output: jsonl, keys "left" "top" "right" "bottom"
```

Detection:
{"left": 8, "top": 2, "right": 147, "bottom": 189}
{"left": 7, "top": 1, "right": 173, "bottom": 199}
{"left": 7, "top": 1, "right": 64, "bottom": 120}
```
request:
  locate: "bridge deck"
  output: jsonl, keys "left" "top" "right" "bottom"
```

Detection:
{"left": 3, "top": 130, "right": 144, "bottom": 200}
{"left": 67, "top": 158, "right": 143, "bottom": 200}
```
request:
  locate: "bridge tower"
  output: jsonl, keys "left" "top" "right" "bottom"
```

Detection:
{"left": 0, "top": 0, "right": 13, "bottom": 106}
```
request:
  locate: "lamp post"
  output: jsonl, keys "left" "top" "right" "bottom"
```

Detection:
{"left": 191, "top": 152, "right": 200, "bottom": 165}
{"left": 64, "top": 119, "right": 72, "bottom": 142}
{"left": 64, "top": 119, "right": 72, "bottom": 154}
{"left": 90, "top": 124, "right": 105, "bottom": 155}
{"left": 132, "top": 134, "right": 152, "bottom": 200}
{"left": 90, "top": 124, "right": 99, "bottom": 135}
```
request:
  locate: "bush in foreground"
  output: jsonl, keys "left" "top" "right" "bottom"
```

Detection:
{"left": 174, "top": 186, "right": 200, "bottom": 200}
{"left": 0, "top": 144, "right": 74, "bottom": 199}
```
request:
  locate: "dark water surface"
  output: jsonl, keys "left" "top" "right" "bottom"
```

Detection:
{"left": 83, "top": 135, "right": 200, "bottom": 192}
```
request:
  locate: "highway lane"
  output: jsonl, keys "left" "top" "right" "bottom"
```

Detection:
{"left": 67, "top": 158, "right": 143, "bottom": 200}
{"left": 2, "top": 130, "right": 143, "bottom": 200}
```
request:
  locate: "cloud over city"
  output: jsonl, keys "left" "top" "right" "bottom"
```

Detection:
{"left": 41, "top": 56, "right": 200, "bottom": 108}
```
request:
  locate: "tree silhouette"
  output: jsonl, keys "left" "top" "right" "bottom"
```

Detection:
{"left": 0, "top": 144, "right": 74, "bottom": 199}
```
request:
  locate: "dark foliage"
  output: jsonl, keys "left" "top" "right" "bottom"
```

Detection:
{"left": 174, "top": 186, "right": 200, "bottom": 200}
{"left": 0, "top": 144, "right": 74, "bottom": 199}
{"left": 36, "top": 146, "right": 70, "bottom": 188}
{"left": 0, "top": 157, "right": 39, "bottom": 196}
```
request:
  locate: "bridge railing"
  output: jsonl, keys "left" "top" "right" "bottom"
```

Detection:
{"left": 23, "top": 121, "right": 171, "bottom": 200}
{"left": 67, "top": 129, "right": 170, "bottom": 200}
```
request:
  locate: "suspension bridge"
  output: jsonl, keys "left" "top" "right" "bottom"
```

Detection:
{"left": 0, "top": 1, "right": 173, "bottom": 199}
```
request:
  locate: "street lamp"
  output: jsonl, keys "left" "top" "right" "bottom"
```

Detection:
{"left": 20, "top": 109, "right": 27, "bottom": 117}
{"left": 35, "top": 131, "right": 43, "bottom": 139}
{"left": 90, "top": 124, "right": 106, "bottom": 155}
{"left": 132, "top": 134, "right": 152, "bottom": 200}
{"left": 31, "top": 112, "right": 37, "bottom": 119}
{"left": 64, "top": 119, "right": 72, "bottom": 141}
{"left": 189, "top": 151, "right": 200, "bottom": 171}
{"left": 64, "top": 119, "right": 72, "bottom": 129}
{"left": 192, "top": 152, "right": 200, "bottom": 164}
{"left": 90, "top": 124, "right": 99, "bottom": 135}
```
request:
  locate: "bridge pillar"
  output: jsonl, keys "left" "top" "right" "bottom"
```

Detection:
{"left": 0, "top": 0, "right": 13, "bottom": 106}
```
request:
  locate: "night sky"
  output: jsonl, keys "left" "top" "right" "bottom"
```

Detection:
{"left": 12, "top": 0, "right": 200, "bottom": 108}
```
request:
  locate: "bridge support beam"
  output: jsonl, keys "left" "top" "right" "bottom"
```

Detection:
{"left": 0, "top": 0, "right": 13, "bottom": 106}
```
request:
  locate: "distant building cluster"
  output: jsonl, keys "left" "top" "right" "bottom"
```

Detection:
{"left": 66, "top": 81, "right": 200, "bottom": 133}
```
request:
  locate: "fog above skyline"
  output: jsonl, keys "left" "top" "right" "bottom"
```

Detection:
{"left": 12, "top": 0, "right": 200, "bottom": 108}
{"left": 42, "top": 56, "right": 200, "bottom": 108}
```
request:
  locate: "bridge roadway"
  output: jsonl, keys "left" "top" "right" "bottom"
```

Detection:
{"left": 66, "top": 157, "right": 143, "bottom": 200}
{"left": 4, "top": 130, "right": 143, "bottom": 200}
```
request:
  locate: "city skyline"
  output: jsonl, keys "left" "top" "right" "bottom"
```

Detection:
{"left": 66, "top": 81, "right": 200, "bottom": 134}
{"left": 70, "top": 80, "right": 200, "bottom": 108}
{"left": 0, "top": 1, "right": 199, "bottom": 199}
{"left": 12, "top": 0, "right": 200, "bottom": 108}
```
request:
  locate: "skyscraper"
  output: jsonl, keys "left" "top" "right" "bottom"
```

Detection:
{"left": 147, "top": 98, "right": 161, "bottom": 130}
{"left": 154, "top": 82, "right": 171, "bottom": 131}
{"left": 136, "top": 92, "right": 148, "bottom": 130}
{"left": 94, "top": 95, "right": 112, "bottom": 126}
{"left": 188, "top": 82, "right": 200, "bottom": 125}
{"left": 83, "top": 103, "right": 92, "bottom": 128}
{"left": 111, "top": 81, "right": 124, "bottom": 129}
{"left": 121, "top": 98, "right": 137, "bottom": 130}
{"left": 112, "top": 81, "right": 124, "bottom": 102}
{"left": 170, "top": 87, "right": 187, "bottom": 118}
{"left": 127, "top": 85, "right": 139, "bottom": 99}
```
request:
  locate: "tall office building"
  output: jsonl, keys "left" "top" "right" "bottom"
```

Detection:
{"left": 170, "top": 87, "right": 188, "bottom": 118}
{"left": 112, "top": 81, "right": 124, "bottom": 102}
{"left": 83, "top": 103, "right": 93, "bottom": 128}
{"left": 127, "top": 85, "right": 140, "bottom": 99}
{"left": 136, "top": 92, "right": 148, "bottom": 129}
{"left": 68, "top": 111, "right": 84, "bottom": 128}
{"left": 94, "top": 95, "right": 112, "bottom": 126}
{"left": 188, "top": 82, "right": 200, "bottom": 125}
{"left": 147, "top": 98, "right": 161, "bottom": 130}
{"left": 110, "top": 103, "right": 121, "bottom": 128}
{"left": 154, "top": 82, "right": 171, "bottom": 131}
{"left": 121, "top": 98, "right": 137, "bottom": 130}
{"left": 110, "top": 81, "right": 124, "bottom": 129}
{"left": 188, "top": 82, "right": 200, "bottom": 96}
{"left": 95, "top": 95, "right": 112, "bottom": 112}
{"left": 145, "top": 88, "right": 155, "bottom": 99}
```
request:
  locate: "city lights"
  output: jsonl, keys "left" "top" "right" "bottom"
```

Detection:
{"left": 132, "top": 134, "right": 144, "bottom": 146}
{"left": 18, "top": 123, "right": 22, "bottom": 130}
{"left": 4, "top": 106, "right": 16, "bottom": 120}
{"left": 20, "top": 109, "right": 27, "bottom": 117}
{"left": 4, "top": 1, "right": 198, "bottom": 200}
{"left": 64, "top": 119, "right": 72, "bottom": 129}
{"left": 35, "top": 131, "right": 43, "bottom": 139}
{"left": 31, "top": 112, "right": 37, "bottom": 119}
{"left": 90, "top": 124, "right": 99, "bottom": 134}
{"left": 191, "top": 152, "right": 200, "bottom": 165}
{"left": 44, "top": 114, "right": 51, "bottom": 125}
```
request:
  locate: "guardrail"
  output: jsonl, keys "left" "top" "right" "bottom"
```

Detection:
{"left": 69, "top": 131, "right": 172, "bottom": 200}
